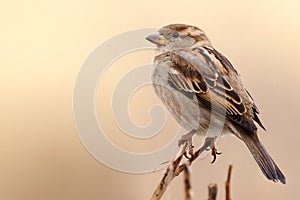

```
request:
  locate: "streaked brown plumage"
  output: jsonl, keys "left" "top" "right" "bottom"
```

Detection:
{"left": 146, "top": 24, "right": 286, "bottom": 184}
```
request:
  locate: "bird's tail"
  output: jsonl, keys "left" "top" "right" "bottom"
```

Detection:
{"left": 242, "top": 133, "right": 286, "bottom": 184}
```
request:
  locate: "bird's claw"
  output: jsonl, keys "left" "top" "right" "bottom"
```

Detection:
{"left": 184, "top": 152, "right": 194, "bottom": 161}
{"left": 178, "top": 130, "right": 196, "bottom": 161}
{"left": 210, "top": 147, "right": 222, "bottom": 164}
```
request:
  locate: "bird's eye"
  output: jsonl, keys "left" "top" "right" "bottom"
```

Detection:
{"left": 172, "top": 32, "right": 179, "bottom": 38}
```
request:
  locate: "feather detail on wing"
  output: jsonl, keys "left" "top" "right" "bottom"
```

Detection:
{"left": 154, "top": 47, "right": 263, "bottom": 133}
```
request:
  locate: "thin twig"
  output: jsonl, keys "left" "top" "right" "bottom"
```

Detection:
{"left": 208, "top": 183, "right": 217, "bottom": 200}
{"left": 183, "top": 164, "right": 193, "bottom": 200}
{"left": 150, "top": 144, "right": 186, "bottom": 200}
{"left": 150, "top": 140, "right": 211, "bottom": 200}
{"left": 225, "top": 165, "right": 233, "bottom": 200}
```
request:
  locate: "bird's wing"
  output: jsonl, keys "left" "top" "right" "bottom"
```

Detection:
{"left": 202, "top": 47, "right": 266, "bottom": 131}
{"left": 154, "top": 47, "right": 263, "bottom": 133}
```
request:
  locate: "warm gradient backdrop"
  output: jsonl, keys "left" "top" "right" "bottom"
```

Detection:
{"left": 1, "top": 0, "right": 300, "bottom": 199}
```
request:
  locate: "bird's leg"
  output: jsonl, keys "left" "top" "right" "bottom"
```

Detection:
{"left": 178, "top": 130, "right": 197, "bottom": 160}
{"left": 204, "top": 137, "right": 222, "bottom": 164}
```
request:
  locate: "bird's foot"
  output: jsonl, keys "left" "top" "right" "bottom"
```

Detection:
{"left": 204, "top": 137, "right": 222, "bottom": 164}
{"left": 178, "top": 130, "right": 196, "bottom": 161}
{"left": 210, "top": 146, "right": 222, "bottom": 164}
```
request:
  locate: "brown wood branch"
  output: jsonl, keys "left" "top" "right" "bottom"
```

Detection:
{"left": 183, "top": 164, "right": 193, "bottom": 200}
{"left": 225, "top": 164, "right": 233, "bottom": 200}
{"left": 150, "top": 139, "right": 211, "bottom": 200}
{"left": 150, "top": 143, "right": 186, "bottom": 200}
{"left": 208, "top": 183, "right": 217, "bottom": 200}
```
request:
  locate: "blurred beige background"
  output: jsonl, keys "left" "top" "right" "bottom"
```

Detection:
{"left": 1, "top": 0, "right": 300, "bottom": 199}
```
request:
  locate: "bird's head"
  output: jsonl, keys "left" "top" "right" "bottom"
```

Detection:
{"left": 146, "top": 24, "right": 211, "bottom": 50}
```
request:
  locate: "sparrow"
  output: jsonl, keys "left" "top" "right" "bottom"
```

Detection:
{"left": 146, "top": 24, "right": 286, "bottom": 184}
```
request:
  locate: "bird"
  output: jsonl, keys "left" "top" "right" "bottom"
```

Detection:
{"left": 146, "top": 23, "right": 286, "bottom": 184}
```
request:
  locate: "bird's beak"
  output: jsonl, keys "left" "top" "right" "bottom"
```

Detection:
{"left": 145, "top": 32, "right": 169, "bottom": 46}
